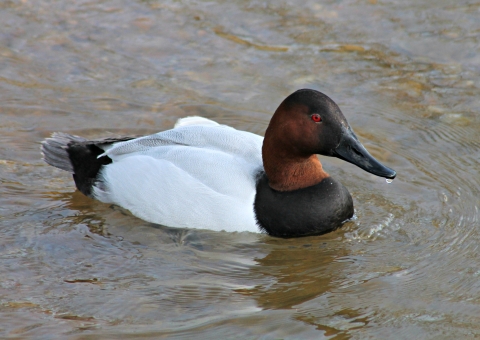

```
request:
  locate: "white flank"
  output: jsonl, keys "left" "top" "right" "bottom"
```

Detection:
{"left": 93, "top": 117, "right": 264, "bottom": 233}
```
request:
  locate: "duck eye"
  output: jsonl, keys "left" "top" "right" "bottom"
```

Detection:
{"left": 311, "top": 114, "right": 322, "bottom": 123}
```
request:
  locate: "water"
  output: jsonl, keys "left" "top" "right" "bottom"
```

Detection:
{"left": 1, "top": 0, "right": 479, "bottom": 338}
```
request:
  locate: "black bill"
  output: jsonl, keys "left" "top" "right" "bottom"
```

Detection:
{"left": 332, "top": 127, "right": 396, "bottom": 179}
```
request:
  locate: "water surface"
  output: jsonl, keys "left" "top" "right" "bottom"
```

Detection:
{"left": 1, "top": 0, "right": 479, "bottom": 338}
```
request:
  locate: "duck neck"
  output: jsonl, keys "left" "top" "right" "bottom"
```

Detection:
{"left": 262, "top": 139, "right": 329, "bottom": 192}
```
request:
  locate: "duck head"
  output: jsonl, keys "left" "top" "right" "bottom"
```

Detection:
{"left": 262, "top": 89, "right": 396, "bottom": 191}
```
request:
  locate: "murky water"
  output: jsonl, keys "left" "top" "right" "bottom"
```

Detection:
{"left": 1, "top": 0, "right": 479, "bottom": 338}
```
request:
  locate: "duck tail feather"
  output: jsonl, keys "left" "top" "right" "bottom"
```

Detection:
{"left": 41, "top": 132, "right": 87, "bottom": 173}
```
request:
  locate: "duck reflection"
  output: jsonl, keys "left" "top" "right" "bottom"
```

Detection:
{"left": 56, "top": 190, "right": 196, "bottom": 246}
{"left": 48, "top": 189, "right": 365, "bottom": 335}
{"left": 236, "top": 233, "right": 350, "bottom": 310}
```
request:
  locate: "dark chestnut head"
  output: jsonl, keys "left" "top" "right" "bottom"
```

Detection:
{"left": 263, "top": 89, "right": 396, "bottom": 182}
{"left": 268, "top": 89, "right": 349, "bottom": 156}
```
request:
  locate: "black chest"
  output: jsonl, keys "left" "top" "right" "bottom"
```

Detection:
{"left": 254, "top": 172, "right": 354, "bottom": 237}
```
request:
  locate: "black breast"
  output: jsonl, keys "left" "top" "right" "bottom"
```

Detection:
{"left": 254, "top": 172, "right": 354, "bottom": 237}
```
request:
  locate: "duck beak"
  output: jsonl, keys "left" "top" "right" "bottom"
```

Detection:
{"left": 332, "top": 126, "right": 396, "bottom": 179}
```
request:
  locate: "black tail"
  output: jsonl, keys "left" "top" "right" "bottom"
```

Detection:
{"left": 41, "top": 133, "right": 133, "bottom": 197}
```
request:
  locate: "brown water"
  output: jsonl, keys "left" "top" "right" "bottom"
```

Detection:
{"left": 1, "top": 0, "right": 479, "bottom": 338}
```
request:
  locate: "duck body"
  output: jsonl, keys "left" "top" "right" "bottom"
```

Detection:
{"left": 94, "top": 121, "right": 264, "bottom": 233}
{"left": 42, "top": 89, "right": 396, "bottom": 237}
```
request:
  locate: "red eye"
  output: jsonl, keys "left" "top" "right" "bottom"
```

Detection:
{"left": 311, "top": 114, "right": 322, "bottom": 123}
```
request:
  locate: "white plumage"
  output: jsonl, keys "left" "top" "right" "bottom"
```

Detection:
{"left": 93, "top": 117, "right": 264, "bottom": 233}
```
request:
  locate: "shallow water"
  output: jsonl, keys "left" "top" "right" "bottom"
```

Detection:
{"left": 1, "top": 0, "right": 479, "bottom": 338}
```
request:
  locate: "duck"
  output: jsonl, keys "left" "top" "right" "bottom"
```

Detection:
{"left": 41, "top": 89, "right": 396, "bottom": 238}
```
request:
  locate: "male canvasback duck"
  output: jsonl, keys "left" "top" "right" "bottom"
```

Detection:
{"left": 41, "top": 89, "right": 396, "bottom": 237}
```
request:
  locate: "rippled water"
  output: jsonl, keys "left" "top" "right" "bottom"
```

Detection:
{"left": 1, "top": 0, "right": 479, "bottom": 338}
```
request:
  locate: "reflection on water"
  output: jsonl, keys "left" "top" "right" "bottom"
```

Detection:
{"left": 1, "top": 0, "right": 480, "bottom": 338}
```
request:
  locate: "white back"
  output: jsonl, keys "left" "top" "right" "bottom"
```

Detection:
{"left": 93, "top": 118, "right": 264, "bottom": 233}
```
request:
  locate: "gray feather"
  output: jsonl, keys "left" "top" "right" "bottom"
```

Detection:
{"left": 41, "top": 132, "right": 86, "bottom": 172}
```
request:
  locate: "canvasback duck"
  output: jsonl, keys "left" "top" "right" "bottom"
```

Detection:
{"left": 41, "top": 89, "right": 396, "bottom": 237}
